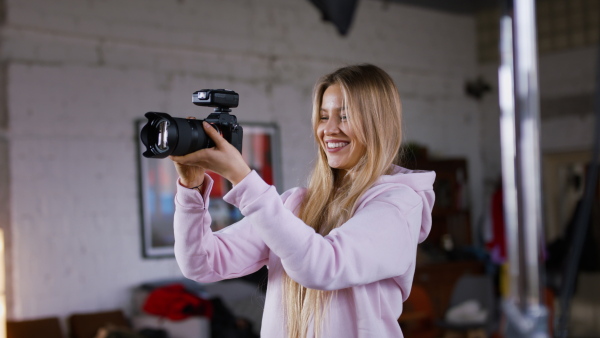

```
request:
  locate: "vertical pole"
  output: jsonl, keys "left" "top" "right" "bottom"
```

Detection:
{"left": 512, "top": 0, "right": 544, "bottom": 310}
{"left": 498, "top": 7, "right": 521, "bottom": 305}
{"left": 499, "top": 0, "right": 549, "bottom": 336}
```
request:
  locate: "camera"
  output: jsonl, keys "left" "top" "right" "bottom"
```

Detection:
{"left": 140, "top": 89, "right": 243, "bottom": 158}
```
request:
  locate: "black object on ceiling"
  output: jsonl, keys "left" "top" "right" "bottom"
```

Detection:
{"left": 309, "top": 0, "right": 359, "bottom": 36}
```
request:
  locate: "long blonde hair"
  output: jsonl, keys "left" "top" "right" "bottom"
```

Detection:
{"left": 283, "top": 64, "right": 403, "bottom": 338}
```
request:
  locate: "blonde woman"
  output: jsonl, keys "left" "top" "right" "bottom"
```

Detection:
{"left": 170, "top": 64, "right": 435, "bottom": 338}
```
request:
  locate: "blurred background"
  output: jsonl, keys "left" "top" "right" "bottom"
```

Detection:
{"left": 0, "top": 0, "right": 598, "bottom": 337}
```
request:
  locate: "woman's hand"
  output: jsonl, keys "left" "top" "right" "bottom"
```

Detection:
{"left": 170, "top": 158, "right": 205, "bottom": 189}
{"left": 170, "top": 121, "right": 251, "bottom": 186}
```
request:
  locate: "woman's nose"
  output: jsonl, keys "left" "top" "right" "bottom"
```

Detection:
{"left": 324, "top": 118, "right": 340, "bottom": 135}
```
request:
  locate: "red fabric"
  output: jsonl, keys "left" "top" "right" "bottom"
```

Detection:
{"left": 142, "top": 284, "right": 213, "bottom": 321}
{"left": 486, "top": 187, "right": 507, "bottom": 262}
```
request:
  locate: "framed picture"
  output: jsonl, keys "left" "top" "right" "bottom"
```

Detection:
{"left": 136, "top": 121, "right": 281, "bottom": 258}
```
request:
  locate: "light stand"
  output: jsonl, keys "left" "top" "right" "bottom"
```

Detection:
{"left": 498, "top": 0, "right": 549, "bottom": 336}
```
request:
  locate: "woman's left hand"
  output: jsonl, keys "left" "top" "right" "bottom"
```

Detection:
{"left": 170, "top": 121, "right": 251, "bottom": 186}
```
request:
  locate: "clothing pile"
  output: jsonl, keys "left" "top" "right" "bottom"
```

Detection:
{"left": 142, "top": 283, "right": 259, "bottom": 338}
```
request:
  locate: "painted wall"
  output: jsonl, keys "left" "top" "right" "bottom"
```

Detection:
{"left": 0, "top": 0, "right": 480, "bottom": 322}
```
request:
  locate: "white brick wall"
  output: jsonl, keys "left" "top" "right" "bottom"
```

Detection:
{"left": 1, "top": 0, "right": 482, "bottom": 323}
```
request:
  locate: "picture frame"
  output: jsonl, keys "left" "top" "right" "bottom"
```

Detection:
{"left": 136, "top": 120, "right": 281, "bottom": 258}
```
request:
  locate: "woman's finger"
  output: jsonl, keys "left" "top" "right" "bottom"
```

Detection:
{"left": 169, "top": 154, "right": 186, "bottom": 162}
{"left": 170, "top": 152, "right": 204, "bottom": 166}
{"left": 203, "top": 121, "right": 228, "bottom": 147}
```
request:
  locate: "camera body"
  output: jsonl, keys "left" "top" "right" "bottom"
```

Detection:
{"left": 140, "top": 89, "right": 243, "bottom": 158}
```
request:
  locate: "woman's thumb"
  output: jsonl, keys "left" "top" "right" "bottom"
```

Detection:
{"left": 203, "top": 121, "right": 226, "bottom": 146}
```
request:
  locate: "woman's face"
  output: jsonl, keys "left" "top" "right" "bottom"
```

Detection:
{"left": 317, "top": 84, "right": 366, "bottom": 171}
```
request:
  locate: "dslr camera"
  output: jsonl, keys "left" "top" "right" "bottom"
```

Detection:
{"left": 140, "top": 89, "right": 243, "bottom": 158}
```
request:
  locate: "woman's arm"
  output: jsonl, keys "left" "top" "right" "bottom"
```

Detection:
{"left": 224, "top": 171, "right": 425, "bottom": 291}
{"left": 173, "top": 173, "right": 269, "bottom": 283}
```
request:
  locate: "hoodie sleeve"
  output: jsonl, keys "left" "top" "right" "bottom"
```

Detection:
{"left": 173, "top": 173, "right": 270, "bottom": 283}
{"left": 224, "top": 170, "right": 431, "bottom": 291}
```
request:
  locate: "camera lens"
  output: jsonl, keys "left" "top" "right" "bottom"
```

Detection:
{"left": 140, "top": 112, "right": 214, "bottom": 158}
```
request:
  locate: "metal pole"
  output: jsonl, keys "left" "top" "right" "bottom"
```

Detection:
{"left": 512, "top": 0, "right": 544, "bottom": 310}
{"left": 498, "top": 8, "right": 519, "bottom": 300}
{"left": 498, "top": 7, "right": 521, "bottom": 305}
{"left": 498, "top": 0, "right": 549, "bottom": 336}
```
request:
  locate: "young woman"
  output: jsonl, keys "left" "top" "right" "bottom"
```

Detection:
{"left": 170, "top": 64, "right": 436, "bottom": 338}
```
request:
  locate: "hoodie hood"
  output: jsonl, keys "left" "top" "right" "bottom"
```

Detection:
{"left": 361, "top": 165, "right": 436, "bottom": 243}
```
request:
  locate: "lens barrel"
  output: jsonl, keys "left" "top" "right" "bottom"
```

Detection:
{"left": 140, "top": 112, "right": 214, "bottom": 158}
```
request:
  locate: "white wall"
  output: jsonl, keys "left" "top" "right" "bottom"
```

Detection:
{"left": 0, "top": 0, "right": 480, "bottom": 322}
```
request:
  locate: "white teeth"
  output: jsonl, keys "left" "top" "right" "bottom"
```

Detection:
{"left": 327, "top": 142, "right": 349, "bottom": 149}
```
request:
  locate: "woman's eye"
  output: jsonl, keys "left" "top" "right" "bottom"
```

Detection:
{"left": 340, "top": 115, "right": 348, "bottom": 121}
{"left": 320, "top": 116, "right": 328, "bottom": 120}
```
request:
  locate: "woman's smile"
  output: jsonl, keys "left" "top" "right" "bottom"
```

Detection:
{"left": 325, "top": 140, "right": 350, "bottom": 151}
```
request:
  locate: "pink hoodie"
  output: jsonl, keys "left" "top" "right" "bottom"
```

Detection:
{"left": 174, "top": 165, "right": 435, "bottom": 338}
